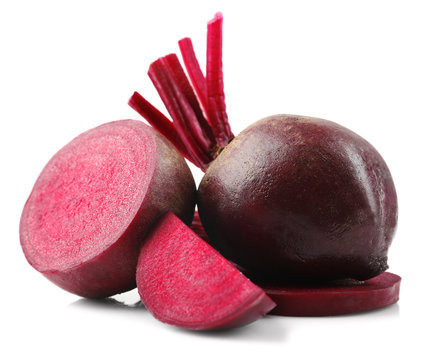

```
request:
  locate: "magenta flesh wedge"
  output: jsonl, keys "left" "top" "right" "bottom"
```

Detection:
{"left": 136, "top": 212, "right": 276, "bottom": 330}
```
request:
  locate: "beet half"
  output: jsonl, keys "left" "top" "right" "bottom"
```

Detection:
{"left": 198, "top": 115, "right": 398, "bottom": 283}
{"left": 20, "top": 120, "right": 196, "bottom": 298}
{"left": 137, "top": 212, "right": 276, "bottom": 330}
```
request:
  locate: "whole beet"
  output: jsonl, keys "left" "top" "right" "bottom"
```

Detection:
{"left": 198, "top": 115, "right": 398, "bottom": 283}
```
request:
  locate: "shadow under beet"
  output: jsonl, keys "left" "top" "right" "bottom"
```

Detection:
{"left": 70, "top": 288, "right": 145, "bottom": 312}
{"left": 69, "top": 290, "right": 292, "bottom": 342}
{"left": 170, "top": 315, "right": 291, "bottom": 342}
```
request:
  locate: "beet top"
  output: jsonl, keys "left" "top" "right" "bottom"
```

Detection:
{"left": 198, "top": 115, "right": 398, "bottom": 283}
{"left": 20, "top": 120, "right": 196, "bottom": 298}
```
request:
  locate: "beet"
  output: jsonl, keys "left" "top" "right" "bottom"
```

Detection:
{"left": 136, "top": 212, "right": 276, "bottom": 330}
{"left": 20, "top": 120, "right": 196, "bottom": 298}
{"left": 129, "top": 13, "right": 400, "bottom": 311}
{"left": 262, "top": 272, "right": 401, "bottom": 316}
{"left": 198, "top": 115, "right": 398, "bottom": 283}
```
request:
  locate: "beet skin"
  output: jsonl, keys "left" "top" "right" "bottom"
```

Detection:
{"left": 198, "top": 115, "right": 398, "bottom": 283}
{"left": 20, "top": 120, "right": 196, "bottom": 298}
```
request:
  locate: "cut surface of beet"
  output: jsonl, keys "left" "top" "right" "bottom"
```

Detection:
{"left": 261, "top": 272, "right": 401, "bottom": 316}
{"left": 136, "top": 212, "right": 276, "bottom": 330}
{"left": 20, "top": 120, "right": 196, "bottom": 298}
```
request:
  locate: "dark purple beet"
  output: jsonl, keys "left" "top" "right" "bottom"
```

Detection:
{"left": 198, "top": 115, "right": 398, "bottom": 283}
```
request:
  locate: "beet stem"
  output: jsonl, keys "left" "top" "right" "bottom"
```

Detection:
{"left": 206, "top": 12, "right": 234, "bottom": 146}
{"left": 178, "top": 38, "right": 209, "bottom": 120}
{"left": 129, "top": 13, "right": 235, "bottom": 169}
{"left": 148, "top": 58, "right": 210, "bottom": 170}
{"left": 128, "top": 91, "right": 193, "bottom": 162}
{"left": 164, "top": 54, "right": 217, "bottom": 159}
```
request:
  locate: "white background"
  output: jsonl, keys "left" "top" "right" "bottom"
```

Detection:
{"left": 1, "top": 0, "right": 437, "bottom": 359}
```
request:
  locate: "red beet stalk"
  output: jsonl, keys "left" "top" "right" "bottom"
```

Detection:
{"left": 178, "top": 37, "right": 209, "bottom": 118}
{"left": 148, "top": 56, "right": 212, "bottom": 170}
{"left": 129, "top": 12, "right": 234, "bottom": 171}
{"left": 206, "top": 12, "right": 234, "bottom": 146}
{"left": 137, "top": 212, "right": 275, "bottom": 330}
{"left": 163, "top": 54, "right": 216, "bottom": 156}
{"left": 128, "top": 91, "right": 193, "bottom": 162}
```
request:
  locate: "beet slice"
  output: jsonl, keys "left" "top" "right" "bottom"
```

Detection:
{"left": 136, "top": 212, "right": 276, "bottom": 330}
{"left": 262, "top": 272, "right": 401, "bottom": 316}
{"left": 20, "top": 120, "right": 196, "bottom": 298}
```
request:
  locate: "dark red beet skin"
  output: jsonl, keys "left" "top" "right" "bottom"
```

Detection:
{"left": 20, "top": 120, "right": 196, "bottom": 298}
{"left": 137, "top": 212, "right": 276, "bottom": 330}
{"left": 198, "top": 115, "right": 398, "bottom": 283}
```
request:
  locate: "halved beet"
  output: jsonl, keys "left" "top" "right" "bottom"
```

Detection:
{"left": 261, "top": 272, "right": 401, "bottom": 316}
{"left": 20, "top": 120, "right": 196, "bottom": 298}
{"left": 136, "top": 212, "right": 276, "bottom": 330}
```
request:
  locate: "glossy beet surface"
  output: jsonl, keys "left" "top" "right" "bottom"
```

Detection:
{"left": 198, "top": 115, "right": 398, "bottom": 283}
{"left": 20, "top": 120, "right": 196, "bottom": 298}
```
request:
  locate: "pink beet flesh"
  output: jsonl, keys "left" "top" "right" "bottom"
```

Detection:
{"left": 136, "top": 212, "right": 276, "bottom": 330}
{"left": 20, "top": 120, "right": 196, "bottom": 298}
{"left": 262, "top": 272, "right": 401, "bottom": 316}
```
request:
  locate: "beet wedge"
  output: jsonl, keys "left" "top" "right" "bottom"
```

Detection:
{"left": 136, "top": 212, "right": 276, "bottom": 330}
{"left": 262, "top": 272, "right": 401, "bottom": 317}
{"left": 20, "top": 120, "right": 196, "bottom": 298}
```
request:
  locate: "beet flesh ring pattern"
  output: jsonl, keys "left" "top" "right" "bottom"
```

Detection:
{"left": 198, "top": 115, "right": 398, "bottom": 283}
{"left": 20, "top": 120, "right": 196, "bottom": 298}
